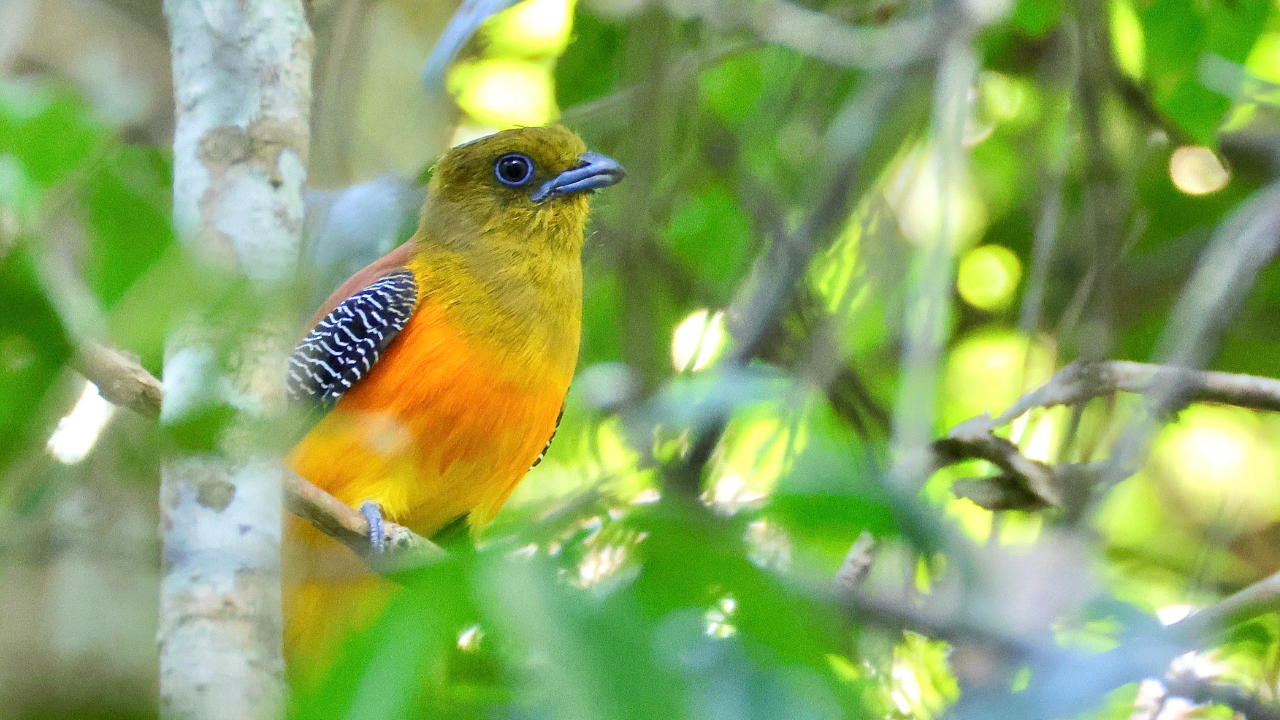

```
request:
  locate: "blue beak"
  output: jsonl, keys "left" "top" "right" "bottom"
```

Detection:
{"left": 530, "top": 153, "right": 627, "bottom": 203}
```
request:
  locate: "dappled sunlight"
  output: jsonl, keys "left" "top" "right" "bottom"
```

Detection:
{"left": 1017, "top": 406, "right": 1066, "bottom": 464}
{"left": 485, "top": 0, "right": 575, "bottom": 56}
{"left": 706, "top": 411, "right": 802, "bottom": 514}
{"left": 704, "top": 595, "right": 737, "bottom": 638}
{"left": 447, "top": 0, "right": 574, "bottom": 130}
{"left": 942, "top": 329, "right": 1054, "bottom": 427}
{"left": 47, "top": 381, "right": 114, "bottom": 464}
{"left": 945, "top": 495, "right": 995, "bottom": 543}
{"left": 812, "top": 209, "right": 867, "bottom": 313}
{"left": 450, "top": 60, "right": 558, "bottom": 128}
{"left": 744, "top": 519, "right": 792, "bottom": 572}
{"left": 671, "top": 308, "right": 726, "bottom": 372}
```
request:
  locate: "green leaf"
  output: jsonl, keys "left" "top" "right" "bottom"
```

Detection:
{"left": 0, "top": 247, "right": 70, "bottom": 473}
{"left": 83, "top": 146, "right": 175, "bottom": 308}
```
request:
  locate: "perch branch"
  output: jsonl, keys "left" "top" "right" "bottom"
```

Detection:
{"left": 71, "top": 340, "right": 443, "bottom": 573}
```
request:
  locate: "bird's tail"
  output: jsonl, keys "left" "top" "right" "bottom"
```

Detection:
{"left": 283, "top": 515, "right": 397, "bottom": 691}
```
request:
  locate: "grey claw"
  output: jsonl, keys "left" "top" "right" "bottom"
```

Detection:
{"left": 361, "top": 502, "right": 385, "bottom": 554}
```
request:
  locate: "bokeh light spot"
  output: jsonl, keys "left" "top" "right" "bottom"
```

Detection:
{"left": 1155, "top": 405, "right": 1280, "bottom": 530}
{"left": 450, "top": 60, "right": 557, "bottom": 129}
{"left": 671, "top": 309, "right": 726, "bottom": 372}
{"left": 956, "top": 244, "right": 1021, "bottom": 311}
{"left": 944, "top": 330, "right": 1054, "bottom": 427}
{"left": 884, "top": 144, "right": 988, "bottom": 249}
{"left": 486, "top": 0, "right": 575, "bottom": 56}
{"left": 1169, "top": 146, "right": 1229, "bottom": 195}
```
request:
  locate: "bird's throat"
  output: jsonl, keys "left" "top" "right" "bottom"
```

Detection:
{"left": 406, "top": 240, "right": 583, "bottom": 377}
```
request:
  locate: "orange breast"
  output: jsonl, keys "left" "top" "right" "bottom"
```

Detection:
{"left": 288, "top": 299, "right": 571, "bottom": 538}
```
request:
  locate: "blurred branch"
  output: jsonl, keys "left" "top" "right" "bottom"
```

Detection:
{"left": 1111, "top": 72, "right": 1196, "bottom": 148}
{"left": 833, "top": 530, "right": 878, "bottom": 596}
{"left": 562, "top": 40, "right": 761, "bottom": 125}
{"left": 1162, "top": 672, "right": 1280, "bottom": 720}
{"left": 71, "top": 340, "right": 443, "bottom": 572}
{"left": 886, "top": 29, "right": 976, "bottom": 486}
{"left": 994, "top": 360, "right": 1280, "bottom": 425}
{"left": 1098, "top": 179, "right": 1280, "bottom": 492}
{"left": 674, "top": 0, "right": 947, "bottom": 70}
{"left": 660, "top": 76, "right": 903, "bottom": 495}
{"left": 420, "top": 0, "right": 523, "bottom": 91}
{"left": 911, "top": 360, "right": 1280, "bottom": 512}
{"left": 1165, "top": 568, "right": 1280, "bottom": 646}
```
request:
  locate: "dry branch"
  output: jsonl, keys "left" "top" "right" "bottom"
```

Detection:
{"left": 993, "top": 360, "right": 1280, "bottom": 426}
{"left": 72, "top": 340, "right": 442, "bottom": 572}
{"left": 73, "top": 343, "right": 163, "bottom": 419}
{"left": 912, "top": 360, "right": 1280, "bottom": 512}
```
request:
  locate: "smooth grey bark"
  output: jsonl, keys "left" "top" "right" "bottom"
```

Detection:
{"left": 160, "top": 0, "right": 312, "bottom": 716}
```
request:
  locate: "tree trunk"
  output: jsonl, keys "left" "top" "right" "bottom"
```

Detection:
{"left": 159, "top": 0, "right": 312, "bottom": 716}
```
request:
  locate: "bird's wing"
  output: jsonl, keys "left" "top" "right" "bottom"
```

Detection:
{"left": 287, "top": 269, "right": 418, "bottom": 408}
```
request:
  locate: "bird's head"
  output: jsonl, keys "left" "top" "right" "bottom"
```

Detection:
{"left": 421, "top": 125, "right": 625, "bottom": 255}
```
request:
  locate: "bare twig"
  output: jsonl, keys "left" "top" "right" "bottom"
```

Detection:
{"left": 72, "top": 340, "right": 442, "bottom": 573}
{"left": 73, "top": 343, "right": 163, "bottom": 419}
{"left": 994, "top": 360, "right": 1280, "bottom": 427}
{"left": 284, "top": 473, "right": 445, "bottom": 574}
{"left": 904, "top": 359, "right": 1280, "bottom": 512}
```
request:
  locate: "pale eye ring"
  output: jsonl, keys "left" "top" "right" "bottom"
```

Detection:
{"left": 495, "top": 153, "right": 535, "bottom": 187}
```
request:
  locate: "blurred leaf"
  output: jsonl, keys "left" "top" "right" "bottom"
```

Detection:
{"left": 699, "top": 52, "right": 766, "bottom": 128}
{"left": 0, "top": 246, "right": 70, "bottom": 473}
{"left": 1142, "top": 0, "right": 1270, "bottom": 142}
{"left": 84, "top": 146, "right": 175, "bottom": 308}
{"left": 556, "top": 11, "right": 627, "bottom": 109}
{"left": 664, "top": 185, "right": 754, "bottom": 298}
{"left": 0, "top": 79, "right": 105, "bottom": 188}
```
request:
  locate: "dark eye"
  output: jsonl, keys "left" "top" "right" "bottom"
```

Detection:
{"left": 495, "top": 153, "right": 534, "bottom": 187}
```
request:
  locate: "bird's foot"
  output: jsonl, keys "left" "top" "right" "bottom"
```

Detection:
{"left": 361, "top": 501, "right": 386, "bottom": 554}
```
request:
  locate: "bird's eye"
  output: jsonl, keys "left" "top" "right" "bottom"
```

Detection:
{"left": 495, "top": 153, "right": 535, "bottom": 187}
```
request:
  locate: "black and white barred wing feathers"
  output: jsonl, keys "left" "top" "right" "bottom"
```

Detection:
{"left": 287, "top": 269, "right": 418, "bottom": 408}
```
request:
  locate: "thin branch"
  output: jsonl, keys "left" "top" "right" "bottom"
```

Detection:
{"left": 73, "top": 343, "right": 163, "bottom": 419}
{"left": 993, "top": 360, "right": 1280, "bottom": 427}
{"left": 906, "top": 360, "right": 1280, "bottom": 512}
{"left": 71, "top": 340, "right": 443, "bottom": 572}
{"left": 679, "top": 0, "right": 948, "bottom": 71}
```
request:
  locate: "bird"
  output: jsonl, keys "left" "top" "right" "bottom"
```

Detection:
{"left": 282, "top": 125, "right": 624, "bottom": 684}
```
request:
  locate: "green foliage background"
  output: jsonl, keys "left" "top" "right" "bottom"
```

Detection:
{"left": 6, "top": 0, "right": 1280, "bottom": 717}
